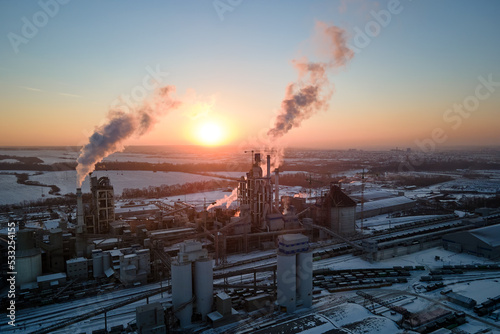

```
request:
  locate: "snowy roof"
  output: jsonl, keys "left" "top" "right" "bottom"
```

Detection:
{"left": 326, "top": 185, "right": 357, "bottom": 207}
{"left": 66, "top": 257, "right": 87, "bottom": 264}
{"left": 37, "top": 272, "right": 66, "bottom": 283}
{"left": 468, "top": 225, "right": 500, "bottom": 247}
{"left": 350, "top": 190, "right": 396, "bottom": 202}
{"left": 356, "top": 196, "right": 415, "bottom": 213}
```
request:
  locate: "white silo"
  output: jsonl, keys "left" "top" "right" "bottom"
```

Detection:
{"left": 102, "top": 251, "right": 111, "bottom": 272}
{"left": 277, "top": 253, "right": 296, "bottom": 313}
{"left": 296, "top": 250, "right": 313, "bottom": 308}
{"left": 92, "top": 250, "right": 103, "bottom": 278}
{"left": 195, "top": 258, "right": 213, "bottom": 320}
{"left": 171, "top": 261, "right": 193, "bottom": 328}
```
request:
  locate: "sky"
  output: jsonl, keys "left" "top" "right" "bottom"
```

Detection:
{"left": 1, "top": 0, "right": 499, "bottom": 150}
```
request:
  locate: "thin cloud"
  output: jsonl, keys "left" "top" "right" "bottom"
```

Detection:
{"left": 18, "top": 86, "right": 44, "bottom": 92}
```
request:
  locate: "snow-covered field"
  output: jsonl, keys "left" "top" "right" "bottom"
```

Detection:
{"left": 0, "top": 170, "right": 228, "bottom": 205}
{"left": 0, "top": 147, "right": 249, "bottom": 165}
{"left": 0, "top": 172, "right": 60, "bottom": 204}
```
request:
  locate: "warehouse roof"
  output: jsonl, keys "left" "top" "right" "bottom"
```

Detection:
{"left": 469, "top": 224, "right": 500, "bottom": 247}
{"left": 356, "top": 196, "right": 415, "bottom": 213}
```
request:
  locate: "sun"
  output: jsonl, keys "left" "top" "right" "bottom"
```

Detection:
{"left": 197, "top": 122, "right": 223, "bottom": 146}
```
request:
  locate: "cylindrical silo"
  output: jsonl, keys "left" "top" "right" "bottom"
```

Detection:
{"left": 16, "top": 229, "right": 42, "bottom": 286}
{"left": 277, "top": 253, "right": 296, "bottom": 313}
{"left": 296, "top": 251, "right": 313, "bottom": 308}
{"left": 92, "top": 250, "right": 103, "bottom": 278}
{"left": 172, "top": 261, "right": 193, "bottom": 328}
{"left": 17, "top": 249, "right": 42, "bottom": 286}
{"left": 195, "top": 258, "right": 213, "bottom": 321}
{"left": 102, "top": 251, "right": 111, "bottom": 272}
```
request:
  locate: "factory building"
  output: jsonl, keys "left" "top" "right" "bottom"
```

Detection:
{"left": 237, "top": 153, "right": 277, "bottom": 231}
{"left": 36, "top": 228, "right": 65, "bottom": 273}
{"left": 356, "top": 196, "right": 416, "bottom": 219}
{"left": 442, "top": 224, "right": 500, "bottom": 260}
{"left": 66, "top": 257, "right": 89, "bottom": 280}
{"left": 315, "top": 185, "right": 356, "bottom": 235}
{"left": 86, "top": 175, "right": 115, "bottom": 234}
{"left": 136, "top": 302, "right": 166, "bottom": 334}
{"left": 276, "top": 234, "right": 313, "bottom": 313}
{"left": 92, "top": 249, "right": 113, "bottom": 279}
{"left": 120, "top": 248, "right": 150, "bottom": 286}
{"left": 171, "top": 240, "right": 213, "bottom": 328}
{"left": 207, "top": 292, "right": 239, "bottom": 328}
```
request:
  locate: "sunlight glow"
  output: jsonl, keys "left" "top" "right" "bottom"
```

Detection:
{"left": 197, "top": 122, "right": 224, "bottom": 146}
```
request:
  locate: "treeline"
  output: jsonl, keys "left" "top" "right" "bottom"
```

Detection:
{"left": 0, "top": 194, "right": 80, "bottom": 212}
{"left": 277, "top": 172, "right": 343, "bottom": 188}
{"left": 121, "top": 179, "right": 237, "bottom": 199}
{"left": 0, "top": 161, "right": 250, "bottom": 173}
{"left": 0, "top": 162, "right": 76, "bottom": 171}
{"left": 459, "top": 196, "right": 500, "bottom": 212}
{"left": 371, "top": 160, "right": 500, "bottom": 174}
{"left": 0, "top": 155, "right": 44, "bottom": 164}
{"left": 95, "top": 161, "right": 249, "bottom": 172}
{"left": 13, "top": 172, "right": 61, "bottom": 195}
{"left": 391, "top": 174, "right": 453, "bottom": 187}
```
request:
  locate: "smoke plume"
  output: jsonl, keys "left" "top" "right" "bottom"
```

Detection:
{"left": 207, "top": 188, "right": 238, "bottom": 210}
{"left": 267, "top": 21, "right": 353, "bottom": 139}
{"left": 76, "top": 85, "right": 180, "bottom": 187}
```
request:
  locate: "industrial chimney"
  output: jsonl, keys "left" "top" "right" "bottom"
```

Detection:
{"left": 76, "top": 188, "right": 84, "bottom": 234}
{"left": 266, "top": 155, "right": 271, "bottom": 178}
{"left": 274, "top": 168, "right": 280, "bottom": 211}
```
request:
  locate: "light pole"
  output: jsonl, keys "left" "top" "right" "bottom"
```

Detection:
{"left": 159, "top": 271, "right": 163, "bottom": 298}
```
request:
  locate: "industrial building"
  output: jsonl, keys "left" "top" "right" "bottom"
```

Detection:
{"left": 171, "top": 240, "right": 213, "bottom": 328}
{"left": 314, "top": 184, "right": 356, "bottom": 235}
{"left": 87, "top": 175, "right": 115, "bottom": 234}
{"left": 442, "top": 224, "right": 500, "bottom": 259}
{"left": 276, "top": 234, "right": 313, "bottom": 313}
{"left": 356, "top": 196, "right": 416, "bottom": 219}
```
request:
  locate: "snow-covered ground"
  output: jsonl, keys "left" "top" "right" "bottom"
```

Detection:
{"left": 0, "top": 170, "right": 228, "bottom": 205}
{"left": 0, "top": 173, "right": 60, "bottom": 204}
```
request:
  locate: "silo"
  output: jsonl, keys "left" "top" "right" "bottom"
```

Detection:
{"left": 195, "top": 258, "right": 213, "bottom": 321}
{"left": 277, "top": 253, "right": 296, "bottom": 313}
{"left": 172, "top": 261, "right": 193, "bottom": 327}
{"left": 17, "top": 229, "right": 42, "bottom": 287}
{"left": 17, "top": 250, "right": 42, "bottom": 286}
{"left": 92, "top": 250, "right": 103, "bottom": 278}
{"left": 296, "top": 250, "right": 313, "bottom": 308}
{"left": 102, "top": 251, "right": 111, "bottom": 272}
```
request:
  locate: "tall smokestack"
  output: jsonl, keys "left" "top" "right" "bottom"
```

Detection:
{"left": 76, "top": 188, "right": 84, "bottom": 234}
{"left": 275, "top": 168, "right": 280, "bottom": 211}
{"left": 266, "top": 155, "right": 271, "bottom": 178}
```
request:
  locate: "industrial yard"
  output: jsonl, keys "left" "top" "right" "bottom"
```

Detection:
{"left": 1, "top": 147, "right": 500, "bottom": 333}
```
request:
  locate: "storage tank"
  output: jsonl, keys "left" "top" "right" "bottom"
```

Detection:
{"left": 195, "top": 258, "right": 213, "bottom": 320}
{"left": 171, "top": 261, "right": 193, "bottom": 327}
{"left": 102, "top": 251, "right": 111, "bottom": 272}
{"left": 17, "top": 230, "right": 42, "bottom": 287}
{"left": 296, "top": 250, "right": 313, "bottom": 308}
{"left": 92, "top": 250, "right": 103, "bottom": 278}
{"left": 277, "top": 253, "right": 296, "bottom": 313}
